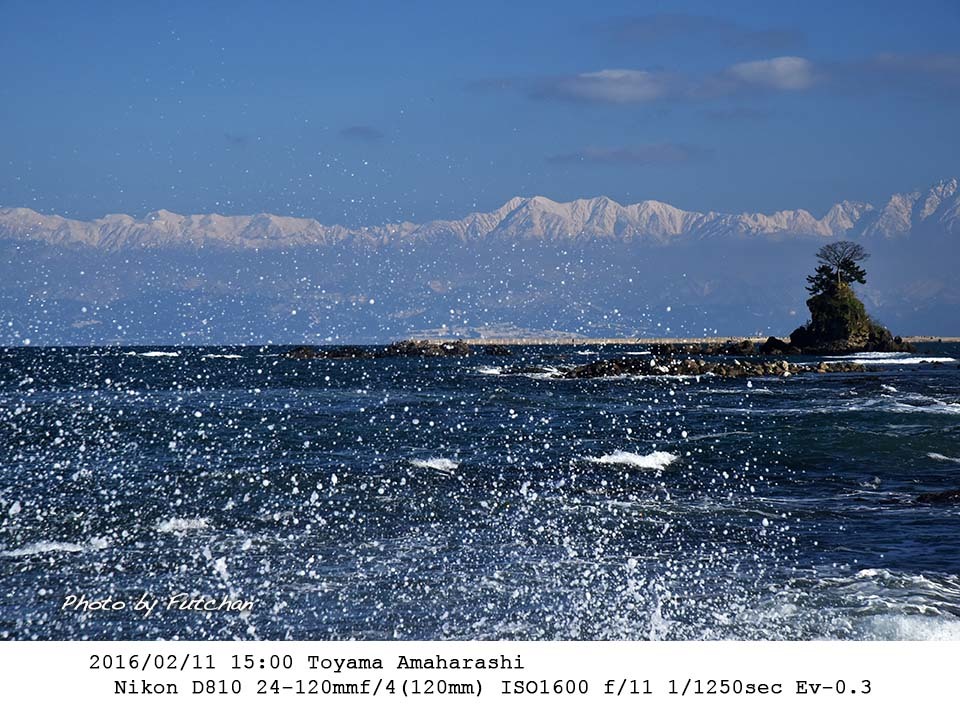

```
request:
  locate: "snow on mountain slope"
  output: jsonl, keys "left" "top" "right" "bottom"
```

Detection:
{"left": 1, "top": 178, "right": 957, "bottom": 250}
{"left": 859, "top": 178, "right": 959, "bottom": 239}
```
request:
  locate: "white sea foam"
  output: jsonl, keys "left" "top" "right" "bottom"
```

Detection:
{"left": 683, "top": 430, "right": 751, "bottom": 442}
{"left": 527, "top": 367, "right": 564, "bottom": 380}
{"left": 828, "top": 352, "right": 915, "bottom": 360}
{"left": 764, "top": 393, "right": 960, "bottom": 417}
{"left": 582, "top": 450, "right": 679, "bottom": 471}
{"left": 928, "top": 452, "right": 960, "bottom": 463}
{"left": 850, "top": 357, "right": 955, "bottom": 365}
{"left": 706, "top": 387, "right": 772, "bottom": 395}
{"left": 576, "top": 350, "right": 598, "bottom": 355}
{"left": 827, "top": 352, "right": 956, "bottom": 365}
{"left": 474, "top": 365, "right": 565, "bottom": 379}
{"left": 889, "top": 399, "right": 960, "bottom": 415}
{"left": 0, "top": 537, "right": 109, "bottom": 558}
{"left": 627, "top": 374, "right": 710, "bottom": 381}
{"left": 125, "top": 350, "right": 180, "bottom": 358}
{"left": 861, "top": 614, "right": 960, "bottom": 641}
{"left": 775, "top": 567, "right": 960, "bottom": 640}
{"left": 202, "top": 354, "right": 242, "bottom": 359}
{"left": 409, "top": 457, "right": 460, "bottom": 473}
{"left": 624, "top": 350, "right": 652, "bottom": 355}
{"left": 156, "top": 517, "right": 209, "bottom": 533}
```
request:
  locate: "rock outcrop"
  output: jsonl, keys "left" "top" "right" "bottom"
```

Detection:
{"left": 383, "top": 339, "right": 472, "bottom": 357}
{"left": 915, "top": 489, "right": 960, "bottom": 505}
{"left": 765, "top": 282, "right": 914, "bottom": 355}
{"left": 284, "top": 345, "right": 321, "bottom": 359}
{"left": 284, "top": 340, "right": 472, "bottom": 359}
{"left": 284, "top": 345, "right": 373, "bottom": 359}
{"left": 758, "top": 337, "right": 801, "bottom": 356}
{"left": 562, "top": 357, "right": 866, "bottom": 379}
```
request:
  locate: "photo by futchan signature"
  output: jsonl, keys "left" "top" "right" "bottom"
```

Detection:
{"left": 62, "top": 592, "right": 254, "bottom": 617}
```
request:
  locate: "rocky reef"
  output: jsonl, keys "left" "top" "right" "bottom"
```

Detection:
{"left": 284, "top": 345, "right": 371, "bottom": 359}
{"left": 650, "top": 340, "right": 758, "bottom": 357}
{"left": 383, "top": 339, "right": 471, "bottom": 357}
{"left": 561, "top": 356, "right": 866, "bottom": 379}
{"left": 284, "top": 340, "right": 474, "bottom": 359}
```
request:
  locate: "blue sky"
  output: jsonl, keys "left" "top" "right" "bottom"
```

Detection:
{"left": 2, "top": 0, "right": 959, "bottom": 225}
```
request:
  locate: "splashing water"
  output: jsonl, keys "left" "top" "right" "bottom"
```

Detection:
{"left": 1, "top": 343, "right": 959, "bottom": 640}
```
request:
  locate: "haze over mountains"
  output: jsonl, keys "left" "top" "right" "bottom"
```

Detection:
{"left": 1, "top": 178, "right": 957, "bottom": 344}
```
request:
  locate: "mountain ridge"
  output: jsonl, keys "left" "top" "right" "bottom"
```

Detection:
{"left": 2, "top": 177, "right": 958, "bottom": 251}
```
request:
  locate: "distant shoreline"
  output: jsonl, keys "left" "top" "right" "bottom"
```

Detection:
{"left": 431, "top": 335, "right": 960, "bottom": 345}
{"left": 4, "top": 336, "right": 959, "bottom": 348}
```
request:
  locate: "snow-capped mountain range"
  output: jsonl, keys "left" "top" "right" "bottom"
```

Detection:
{"left": 1, "top": 178, "right": 957, "bottom": 250}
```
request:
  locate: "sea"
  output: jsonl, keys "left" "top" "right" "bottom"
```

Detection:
{"left": 1, "top": 344, "right": 959, "bottom": 641}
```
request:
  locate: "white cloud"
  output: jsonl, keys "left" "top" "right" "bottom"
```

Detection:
{"left": 542, "top": 69, "right": 675, "bottom": 103}
{"left": 503, "top": 50, "right": 960, "bottom": 107}
{"left": 725, "top": 56, "right": 815, "bottom": 90}
{"left": 532, "top": 58, "right": 816, "bottom": 104}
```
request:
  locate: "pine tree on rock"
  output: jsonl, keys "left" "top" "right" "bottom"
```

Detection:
{"left": 806, "top": 241, "right": 868, "bottom": 294}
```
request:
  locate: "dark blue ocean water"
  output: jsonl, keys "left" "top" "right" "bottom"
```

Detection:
{"left": 1, "top": 344, "right": 959, "bottom": 640}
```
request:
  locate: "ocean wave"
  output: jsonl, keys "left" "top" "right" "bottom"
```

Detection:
{"left": 750, "top": 394, "right": 960, "bottom": 416}
{"left": 928, "top": 452, "right": 960, "bottom": 463}
{"left": 624, "top": 350, "right": 652, "bottom": 355}
{"left": 887, "top": 399, "right": 960, "bottom": 415}
{"left": 814, "top": 568, "right": 960, "bottom": 625}
{"left": 826, "top": 352, "right": 956, "bottom": 365}
{"left": 704, "top": 387, "right": 774, "bottom": 395}
{"left": 730, "top": 566, "right": 960, "bottom": 640}
{"left": 156, "top": 517, "right": 209, "bottom": 533}
{"left": 409, "top": 457, "right": 460, "bottom": 473}
{"left": 124, "top": 350, "right": 180, "bottom": 358}
{"left": 0, "top": 537, "right": 109, "bottom": 558}
{"left": 473, "top": 365, "right": 564, "bottom": 380}
{"left": 528, "top": 367, "right": 565, "bottom": 380}
{"left": 202, "top": 354, "right": 243, "bottom": 359}
{"left": 582, "top": 450, "right": 679, "bottom": 471}
{"left": 682, "top": 430, "right": 751, "bottom": 442}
